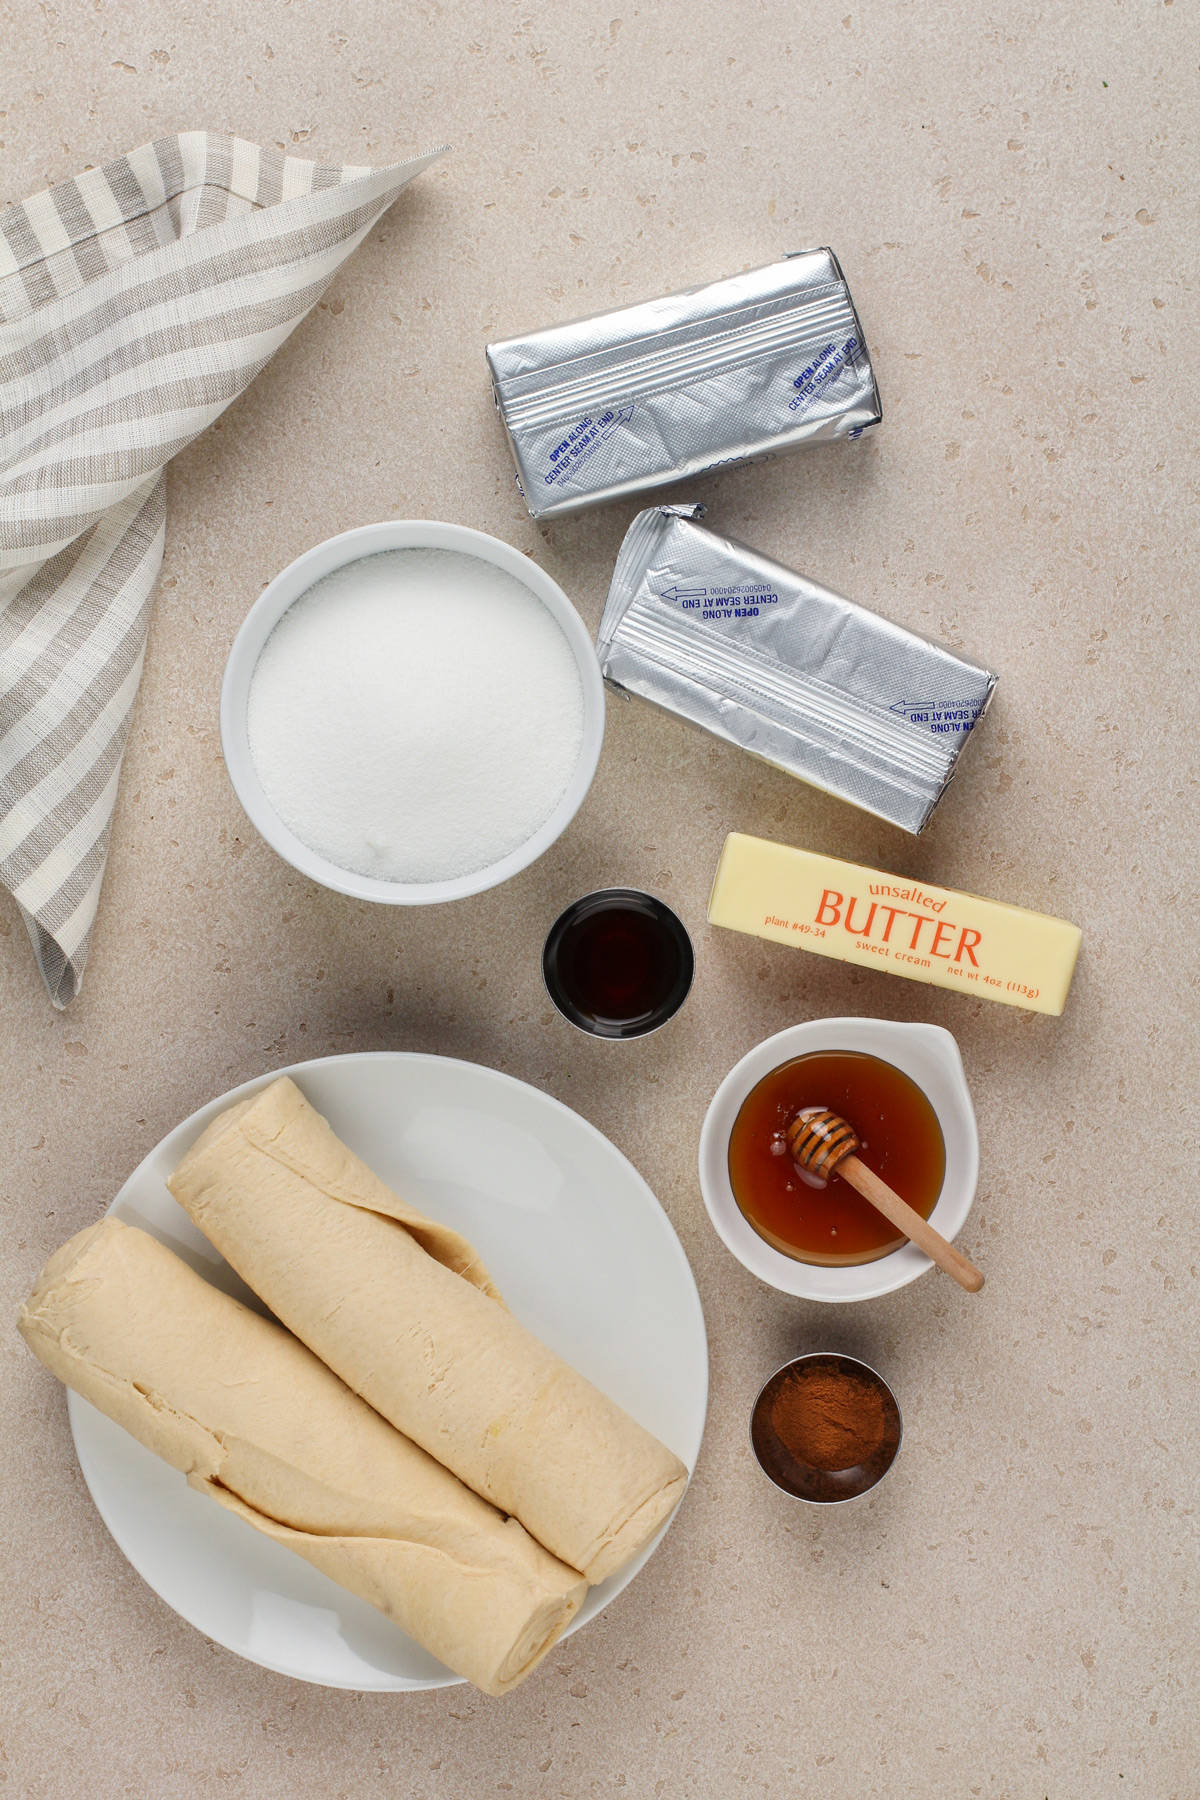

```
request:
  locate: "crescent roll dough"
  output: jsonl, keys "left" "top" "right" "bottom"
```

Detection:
{"left": 18, "top": 1219, "right": 584, "bottom": 1695}
{"left": 168, "top": 1076, "right": 689, "bottom": 1583}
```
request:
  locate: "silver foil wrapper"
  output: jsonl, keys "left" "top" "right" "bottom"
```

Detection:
{"left": 597, "top": 507, "right": 997, "bottom": 834}
{"left": 486, "top": 250, "right": 881, "bottom": 520}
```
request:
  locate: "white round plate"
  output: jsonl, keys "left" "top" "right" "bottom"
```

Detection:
{"left": 68, "top": 1052, "right": 708, "bottom": 1691}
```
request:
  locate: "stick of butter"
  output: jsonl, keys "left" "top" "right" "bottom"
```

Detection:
{"left": 708, "top": 833, "right": 1082, "bottom": 1015}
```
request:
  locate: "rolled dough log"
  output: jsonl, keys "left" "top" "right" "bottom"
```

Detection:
{"left": 168, "top": 1076, "right": 689, "bottom": 1583}
{"left": 19, "top": 1218, "right": 584, "bottom": 1695}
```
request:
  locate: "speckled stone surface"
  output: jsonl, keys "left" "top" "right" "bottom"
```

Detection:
{"left": 2, "top": 3, "right": 1197, "bottom": 1795}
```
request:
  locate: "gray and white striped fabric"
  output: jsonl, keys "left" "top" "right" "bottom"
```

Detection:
{"left": 0, "top": 133, "right": 443, "bottom": 1007}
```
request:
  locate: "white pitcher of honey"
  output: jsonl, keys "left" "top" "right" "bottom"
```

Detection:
{"left": 698, "top": 1018, "right": 979, "bottom": 1304}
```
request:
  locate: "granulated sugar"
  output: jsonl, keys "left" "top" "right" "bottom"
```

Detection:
{"left": 246, "top": 548, "right": 586, "bottom": 884}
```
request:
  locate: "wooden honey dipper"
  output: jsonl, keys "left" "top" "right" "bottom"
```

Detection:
{"left": 786, "top": 1107, "right": 985, "bottom": 1294}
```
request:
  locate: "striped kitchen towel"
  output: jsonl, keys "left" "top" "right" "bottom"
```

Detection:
{"left": 0, "top": 133, "right": 444, "bottom": 1007}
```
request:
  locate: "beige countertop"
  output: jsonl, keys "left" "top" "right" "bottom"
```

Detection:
{"left": 2, "top": 2, "right": 1196, "bottom": 1795}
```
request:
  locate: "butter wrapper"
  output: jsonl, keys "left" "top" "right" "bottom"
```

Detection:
{"left": 486, "top": 250, "right": 881, "bottom": 520}
{"left": 709, "top": 833, "right": 1082, "bottom": 1014}
{"left": 597, "top": 507, "right": 997, "bottom": 834}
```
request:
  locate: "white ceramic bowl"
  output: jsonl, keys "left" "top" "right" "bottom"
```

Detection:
{"left": 220, "top": 520, "right": 605, "bottom": 904}
{"left": 698, "top": 1018, "right": 979, "bottom": 1303}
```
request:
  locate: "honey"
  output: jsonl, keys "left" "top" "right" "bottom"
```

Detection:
{"left": 727, "top": 1050, "right": 945, "bottom": 1265}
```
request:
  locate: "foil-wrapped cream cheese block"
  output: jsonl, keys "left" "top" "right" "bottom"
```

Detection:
{"left": 709, "top": 834, "right": 1082, "bottom": 1015}
{"left": 486, "top": 250, "right": 881, "bottom": 519}
{"left": 598, "top": 507, "right": 997, "bottom": 834}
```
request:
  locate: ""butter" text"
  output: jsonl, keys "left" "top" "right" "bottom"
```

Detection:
{"left": 815, "top": 889, "right": 982, "bottom": 965}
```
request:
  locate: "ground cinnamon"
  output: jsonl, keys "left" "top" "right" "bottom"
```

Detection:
{"left": 767, "top": 1362, "right": 887, "bottom": 1470}
{"left": 751, "top": 1355, "right": 902, "bottom": 1502}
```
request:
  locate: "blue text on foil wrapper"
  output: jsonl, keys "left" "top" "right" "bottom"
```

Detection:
{"left": 788, "top": 337, "right": 859, "bottom": 412}
{"left": 655, "top": 581, "right": 781, "bottom": 622}
{"left": 543, "top": 405, "right": 635, "bottom": 486}
{"left": 792, "top": 344, "right": 837, "bottom": 388}
{"left": 890, "top": 698, "right": 987, "bottom": 737}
